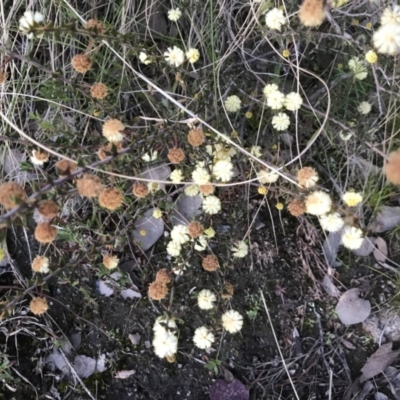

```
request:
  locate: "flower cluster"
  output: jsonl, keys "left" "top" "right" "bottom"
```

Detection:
{"left": 19, "top": 11, "right": 44, "bottom": 39}
{"left": 265, "top": 8, "right": 286, "bottom": 31}
{"left": 262, "top": 85, "right": 303, "bottom": 131}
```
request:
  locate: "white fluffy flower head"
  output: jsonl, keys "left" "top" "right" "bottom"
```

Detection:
{"left": 342, "top": 192, "right": 363, "bottom": 207}
{"left": 348, "top": 57, "right": 368, "bottom": 80}
{"left": 265, "top": 8, "right": 286, "bottom": 31}
{"left": 250, "top": 146, "right": 262, "bottom": 158}
{"left": 257, "top": 169, "right": 279, "bottom": 184}
{"left": 341, "top": 226, "right": 364, "bottom": 250}
{"left": 153, "top": 315, "right": 177, "bottom": 336}
{"left": 373, "top": 24, "right": 400, "bottom": 55}
{"left": 168, "top": 8, "right": 182, "bottom": 22}
{"left": 232, "top": 241, "right": 248, "bottom": 258}
{"left": 193, "top": 326, "right": 215, "bottom": 349}
{"left": 170, "top": 224, "right": 190, "bottom": 245}
{"left": 213, "top": 160, "right": 234, "bottom": 182}
{"left": 170, "top": 169, "right": 184, "bottom": 183}
{"left": 31, "top": 150, "right": 49, "bottom": 166}
{"left": 357, "top": 101, "right": 372, "bottom": 115}
{"left": 166, "top": 241, "right": 182, "bottom": 257}
{"left": 164, "top": 46, "right": 185, "bottom": 67}
{"left": 198, "top": 289, "right": 216, "bottom": 310}
{"left": 263, "top": 84, "right": 279, "bottom": 98}
{"left": 381, "top": 6, "right": 400, "bottom": 26}
{"left": 192, "top": 167, "right": 211, "bottom": 185}
{"left": 319, "top": 213, "right": 344, "bottom": 233}
{"left": 305, "top": 191, "right": 332, "bottom": 216}
{"left": 184, "top": 184, "right": 200, "bottom": 197}
{"left": 224, "top": 95, "right": 241, "bottom": 112}
{"left": 202, "top": 195, "right": 221, "bottom": 214}
{"left": 272, "top": 113, "right": 290, "bottom": 131}
{"left": 153, "top": 331, "right": 178, "bottom": 358}
{"left": 222, "top": 310, "right": 243, "bottom": 333}
{"left": 266, "top": 90, "right": 285, "bottom": 109}
{"left": 284, "top": 92, "right": 303, "bottom": 111}
{"left": 19, "top": 11, "right": 44, "bottom": 38}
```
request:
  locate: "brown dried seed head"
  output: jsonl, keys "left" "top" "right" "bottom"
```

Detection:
{"left": 297, "top": 167, "right": 319, "bottom": 189}
{"left": 34, "top": 223, "right": 57, "bottom": 243}
{"left": 385, "top": 149, "right": 400, "bottom": 185}
{"left": 187, "top": 128, "right": 205, "bottom": 147}
{"left": 97, "top": 142, "right": 124, "bottom": 160}
{"left": 202, "top": 255, "right": 219, "bottom": 272}
{"left": 37, "top": 200, "right": 59, "bottom": 219}
{"left": 155, "top": 268, "right": 171, "bottom": 284}
{"left": 90, "top": 83, "right": 108, "bottom": 99}
{"left": 76, "top": 174, "right": 103, "bottom": 197}
{"left": 103, "top": 254, "right": 119, "bottom": 270}
{"left": 148, "top": 281, "right": 168, "bottom": 300}
{"left": 32, "top": 150, "right": 49, "bottom": 163}
{"left": 86, "top": 19, "right": 105, "bottom": 34}
{"left": 55, "top": 159, "right": 77, "bottom": 176}
{"left": 132, "top": 182, "right": 149, "bottom": 198}
{"left": 167, "top": 148, "right": 185, "bottom": 164}
{"left": 221, "top": 282, "right": 234, "bottom": 299}
{"left": 0, "top": 70, "right": 7, "bottom": 84}
{"left": 199, "top": 184, "right": 215, "bottom": 196}
{"left": 98, "top": 188, "right": 124, "bottom": 210}
{"left": 287, "top": 199, "right": 306, "bottom": 217}
{"left": 0, "top": 182, "right": 27, "bottom": 210}
{"left": 298, "top": 0, "right": 326, "bottom": 27}
{"left": 71, "top": 54, "right": 92, "bottom": 74}
{"left": 102, "top": 119, "right": 125, "bottom": 143}
{"left": 187, "top": 221, "right": 204, "bottom": 238}
{"left": 29, "top": 297, "right": 49, "bottom": 315}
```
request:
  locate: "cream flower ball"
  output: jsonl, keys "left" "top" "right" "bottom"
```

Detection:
{"left": 164, "top": 46, "right": 185, "bottom": 67}
{"left": 202, "top": 195, "right": 221, "bottom": 214}
{"left": 166, "top": 241, "right": 182, "bottom": 257}
{"left": 305, "top": 191, "right": 332, "bottom": 216}
{"left": 272, "top": 113, "right": 290, "bottom": 131}
{"left": 257, "top": 169, "right": 279, "bottom": 184}
{"left": 222, "top": 310, "right": 243, "bottom": 333}
{"left": 192, "top": 167, "right": 211, "bottom": 185}
{"left": 224, "top": 95, "right": 241, "bottom": 112}
{"left": 184, "top": 184, "right": 200, "bottom": 197}
{"left": 168, "top": 8, "right": 182, "bottom": 22}
{"left": 266, "top": 90, "right": 285, "bottom": 109}
{"left": 198, "top": 289, "right": 216, "bottom": 310}
{"left": 265, "top": 8, "right": 286, "bottom": 31}
{"left": 186, "top": 48, "right": 200, "bottom": 63}
{"left": 213, "top": 160, "right": 234, "bottom": 182}
{"left": 170, "top": 224, "right": 190, "bottom": 245}
{"left": 341, "top": 226, "right": 364, "bottom": 250}
{"left": 342, "top": 192, "right": 363, "bottom": 207}
{"left": 284, "top": 92, "right": 303, "bottom": 111}
{"left": 31, "top": 255, "right": 50, "bottom": 273}
{"left": 231, "top": 241, "right": 248, "bottom": 258}
{"left": 170, "top": 169, "right": 184, "bottom": 183}
{"left": 193, "top": 326, "right": 215, "bottom": 349}
{"left": 357, "top": 101, "right": 372, "bottom": 115}
{"left": 373, "top": 24, "right": 400, "bottom": 55}
{"left": 153, "top": 315, "right": 177, "bottom": 336}
{"left": 381, "top": 6, "right": 400, "bottom": 26}
{"left": 262, "top": 83, "right": 279, "bottom": 97}
{"left": 319, "top": 213, "right": 344, "bottom": 233}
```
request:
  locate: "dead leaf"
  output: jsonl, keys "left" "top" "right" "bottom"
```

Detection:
{"left": 353, "top": 237, "right": 375, "bottom": 257}
{"left": 335, "top": 288, "right": 371, "bottom": 326}
{"left": 360, "top": 343, "right": 400, "bottom": 383}
{"left": 128, "top": 333, "right": 141, "bottom": 345}
{"left": 370, "top": 206, "right": 400, "bottom": 233}
{"left": 374, "top": 237, "right": 388, "bottom": 262}
{"left": 322, "top": 231, "right": 342, "bottom": 267}
{"left": 340, "top": 338, "right": 356, "bottom": 350}
{"left": 115, "top": 370, "right": 135, "bottom": 379}
{"left": 322, "top": 275, "right": 340, "bottom": 297}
